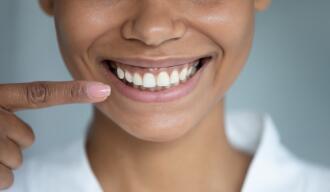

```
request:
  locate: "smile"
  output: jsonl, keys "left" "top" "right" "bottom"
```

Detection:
{"left": 100, "top": 55, "right": 213, "bottom": 102}
{"left": 104, "top": 56, "right": 211, "bottom": 91}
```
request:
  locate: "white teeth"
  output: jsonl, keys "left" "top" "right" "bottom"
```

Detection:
{"left": 143, "top": 73, "right": 156, "bottom": 88}
{"left": 193, "top": 61, "right": 199, "bottom": 67}
{"left": 157, "top": 71, "right": 170, "bottom": 87}
{"left": 170, "top": 70, "right": 180, "bottom": 85}
{"left": 117, "top": 67, "right": 125, "bottom": 79}
{"left": 191, "top": 67, "right": 197, "bottom": 75}
{"left": 133, "top": 73, "right": 143, "bottom": 86}
{"left": 116, "top": 63, "right": 199, "bottom": 89}
{"left": 187, "top": 66, "right": 193, "bottom": 77}
{"left": 125, "top": 70, "right": 133, "bottom": 83}
{"left": 179, "top": 67, "right": 188, "bottom": 81}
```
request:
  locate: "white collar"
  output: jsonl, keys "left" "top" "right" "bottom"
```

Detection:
{"left": 227, "top": 111, "right": 305, "bottom": 192}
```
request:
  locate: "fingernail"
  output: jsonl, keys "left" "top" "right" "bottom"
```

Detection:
{"left": 86, "top": 82, "right": 111, "bottom": 99}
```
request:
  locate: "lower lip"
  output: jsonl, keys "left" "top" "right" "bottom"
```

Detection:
{"left": 103, "top": 61, "right": 210, "bottom": 103}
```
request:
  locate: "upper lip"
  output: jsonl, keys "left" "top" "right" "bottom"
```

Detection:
{"left": 102, "top": 53, "right": 214, "bottom": 68}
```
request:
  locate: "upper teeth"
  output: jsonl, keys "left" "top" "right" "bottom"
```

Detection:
{"left": 117, "top": 67, "right": 125, "bottom": 79}
{"left": 143, "top": 73, "right": 156, "bottom": 88}
{"left": 125, "top": 70, "right": 133, "bottom": 83}
{"left": 133, "top": 72, "right": 143, "bottom": 86}
{"left": 157, "top": 71, "right": 170, "bottom": 87}
{"left": 170, "top": 70, "right": 180, "bottom": 85}
{"left": 179, "top": 67, "right": 188, "bottom": 81}
{"left": 115, "top": 62, "right": 199, "bottom": 89}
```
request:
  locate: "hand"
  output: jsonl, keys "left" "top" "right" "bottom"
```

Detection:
{"left": 0, "top": 80, "right": 111, "bottom": 189}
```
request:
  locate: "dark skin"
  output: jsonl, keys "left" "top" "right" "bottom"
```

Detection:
{"left": 0, "top": 0, "right": 271, "bottom": 191}
{"left": 0, "top": 80, "right": 110, "bottom": 189}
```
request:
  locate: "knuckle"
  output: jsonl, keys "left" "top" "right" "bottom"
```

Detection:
{"left": 2, "top": 114, "right": 36, "bottom": 149}
{"left": 10, "top": 151, "right": 23, "bottom": 169}
{"left": 4, "top": 142, "right": 23, "bottom": 169}
{"left": 0, "top": 124, "right": 5, "bottom": 135}
{"left": 0, "top": 105, "right": 13, "bottom": 113}
{"left": 0, "top": 166, "right": 14, "bottom": 189}
{"left": 23, "top": 127, "right": 35, "bottom": 148}
{"left": 0, "top": 113, "right": 7, "bottom": 134}
{"left": 26, "top": 131, "right": 35, "bottom": 146}
{"left": 0, "top": 127, "right": 8, "bottom": 138}
{"left": 68, "top": 82, "right": 86, "bottom": 100}
{"left": 2, "top": 113, "right": 18, "bottom": 127}
{"left": 0, "top": 177, "right": 13, "bottom": 189}
{"left": 25, "top": 82, "right": 51, "bottom": 106}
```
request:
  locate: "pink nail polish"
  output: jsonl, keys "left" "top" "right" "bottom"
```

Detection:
{"left": 86, "top": 82, "right": 111, "bottom": 99}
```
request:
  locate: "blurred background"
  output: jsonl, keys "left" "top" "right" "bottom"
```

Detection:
{"left": 0, "top": 0, "right": 329, "bottom": 166}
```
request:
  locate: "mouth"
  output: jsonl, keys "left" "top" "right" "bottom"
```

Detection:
{"left": 102, "top": 56, "right": 212, "bottom": 91}
{"left": 99, "top": 54, "right": 213, "bottom": 102}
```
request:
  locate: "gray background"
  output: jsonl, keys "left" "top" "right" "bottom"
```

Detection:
{"left": 1, "top": 1, "right": 329, "bottom": 166}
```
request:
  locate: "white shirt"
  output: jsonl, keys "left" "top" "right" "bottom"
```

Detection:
{"left": 4, "top": 111, "right": 330, "bottom": 192}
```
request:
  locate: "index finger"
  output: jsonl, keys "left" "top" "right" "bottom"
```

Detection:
{"left": 0, "top": 80, "right": 111, "bottom": 111}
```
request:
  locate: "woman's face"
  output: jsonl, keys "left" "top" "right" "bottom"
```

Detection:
{"left": 40, "top": 0, "right": 270, "bottom": 142}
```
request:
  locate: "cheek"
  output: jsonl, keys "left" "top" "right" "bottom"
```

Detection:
{"left": 193, "top": 6, "right": 255, "bottom": 58}
{"left": 54, "top": 3, "right": 120, "bottom": 80}
{"left": 189, "top": 5, "right": 255, "bottom": 98}
{"left": 54, "top": 6, "right": 104, "bottom": 54}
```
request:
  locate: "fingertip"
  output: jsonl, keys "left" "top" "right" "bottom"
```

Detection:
{"left": 85, "top": 82, "right": 111, "bottom": 102}
{"left": 92, "top": 95, "right": 110, "bottom": 103}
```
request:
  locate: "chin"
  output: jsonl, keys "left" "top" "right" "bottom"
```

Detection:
{"left": 113, "top": 109, "right": 192, "bottom": 143}
{"left": 94, "top": 96, "right": 197, "bottom": 143}
{"left": 125, "top": 123, "right": 192, "bottom": 143}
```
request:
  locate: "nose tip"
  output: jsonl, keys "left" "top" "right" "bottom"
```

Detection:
{"left": 121, "top": 11, "right": 187, "bottom": 47}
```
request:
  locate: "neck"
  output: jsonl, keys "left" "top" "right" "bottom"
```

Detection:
{"left": 86, "top": 98, "right": 252, "bottom": 192}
